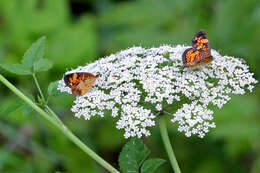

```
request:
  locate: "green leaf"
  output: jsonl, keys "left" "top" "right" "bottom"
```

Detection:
{"left": 119, "top": 137, "right": 150, "bottom": 173}
{"left": 22, "top": 36, "right": 46, "bottom": 69}
{"left": 33, "top": 58, "right": 53, "bottom": 72}
{"left": 48, "top": 81, "right": 66, "bottom": 97}
{"left": 0, "top": 63, "right": 31, "bottom": 75}
{"left": 141, "top": 158, "right": 166, "bottom": 173}
{"left": 0, "top": 99, "right": 24, "bottom": 115}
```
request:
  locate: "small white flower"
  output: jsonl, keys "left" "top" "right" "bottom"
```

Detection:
{"left": 155, "top": 104, "right": 163, "bottom": 111}
{"left": 58, "top": 45, "right": 257, "bottom": 138}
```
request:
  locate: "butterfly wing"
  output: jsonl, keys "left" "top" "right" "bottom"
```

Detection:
{"left": 192, "top": 30, "right": 211, "bottom": 57}
{"left": 182, "top": 48, "right": 204, "bottom": 67}
{"left": 71, "top": 74, "right": 98, "bottom": 96}
{"left": 64, "top": 72, "right": 98, "bottom": 96}
{"left": 182, "top": 30, "right": 213, "bottom": 67}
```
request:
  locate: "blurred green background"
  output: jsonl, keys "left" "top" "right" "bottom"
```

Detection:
{"left": 0, "top": 0, "right": 260, "bottom": 172}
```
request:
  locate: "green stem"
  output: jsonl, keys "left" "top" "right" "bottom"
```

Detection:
{"left": 159, "top": 116, "right": 181, "bottom": 173}
{"left": 0, "top": 74, "right": 120, "bottom": 173}
{"left": 32, "top": 73, "right": 45, "bottom": 102}
{"left": 45, "top": 105, "right": 64, "bottom": 126}
{"left": 163, "top": 111, "right": 172, "bottom": 116}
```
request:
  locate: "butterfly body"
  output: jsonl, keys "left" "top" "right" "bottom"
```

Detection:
{"left": 182, "top": 30, "right": 213, "bottom": 67}
{"left": 63, "top": 72, "right": 99, "bottom": 96}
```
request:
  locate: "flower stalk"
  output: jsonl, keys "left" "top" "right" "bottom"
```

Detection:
{"left": 0, "top": 74, "right": 120, "bottom": 173}
{"left": 159, "top": 115, "right": 181, "bottom": 173}
{"left": 32, "top": 73, "right": 45, "bottom": 103}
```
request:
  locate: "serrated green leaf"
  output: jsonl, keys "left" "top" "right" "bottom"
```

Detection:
{"left": 141, "top": 158, "right": 166, "bottom": 173}
{"left": 33, "top": 58, "right": 53, "bottom": 72}
{"left": 48, "top": 81, "right": 66, "bottom": 97}
{"left": 22, "top": 36, "right": 46, "bottom": 69}
{"left": 0, "top": 63, "right": 31, "bottom": 75}
{"left": 119, "top": 137, "right": 150, "bottom": 173}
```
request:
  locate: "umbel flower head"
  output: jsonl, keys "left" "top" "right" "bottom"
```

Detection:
{"left": 58, "top": 45, "right": 257, "bottom": 138}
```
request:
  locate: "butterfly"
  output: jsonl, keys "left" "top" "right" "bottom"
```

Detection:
{"left": 63, "top": 72, "right": 99, "bottom": 96}
{"left": 182, "top": 30, "right": 213, "bottom": 67}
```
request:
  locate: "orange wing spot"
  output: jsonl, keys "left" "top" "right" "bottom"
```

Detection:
{"left": 69, "top": 73, "right": 78, "bottom": 84}
{"left": 195, "top": 37, "right": 208, "bottom": 43}
{"left": 202, "top": 47, "right": 208, "bottom": 51}
{"left": 194, "top": 37, "right": 209, "bottom": 50}
{"left": 80, "top": 74, "right": 85, "bottom": 80}
{"left": 73, "top": 73, "right": 78, "bottom": 81}
{"left": 186, "top": 50, "right": 201, "bottom": 66}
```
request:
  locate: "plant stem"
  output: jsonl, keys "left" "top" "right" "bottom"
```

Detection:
{"left": 0, "top": 74, "right": 120, "bottom": 173}
{"left": 159, "top": 115, "right": 181, "bottom": 173}
{"left": 45, "top": 105, "right": 64, "bottom": 125}
{"left": 163, "top": 111, "right": 172, "bottom": 116}
{"left": 32, "top": 73, "right": 45, "bottom": 102}
{"left": 32, "top": 75, "right": 57, "bottom": 124}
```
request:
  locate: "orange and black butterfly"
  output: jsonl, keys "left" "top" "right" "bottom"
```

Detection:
{"left": 182, "top": 30, "right": 213, "bottom": 67}
{"left": 63, "top": 72, "right": 99, "bottom": 96}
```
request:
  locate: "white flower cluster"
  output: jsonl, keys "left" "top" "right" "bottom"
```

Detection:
{"left": 58, "top": 45, "right": 257, "bottom": 138}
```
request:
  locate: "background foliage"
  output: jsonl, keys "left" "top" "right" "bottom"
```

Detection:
{"left": 0, "top": 0, "right": 259, "bottom": 172}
